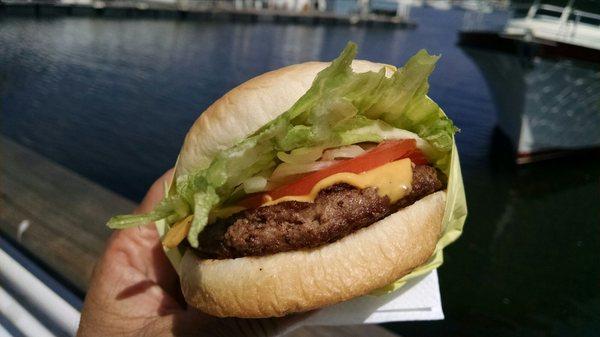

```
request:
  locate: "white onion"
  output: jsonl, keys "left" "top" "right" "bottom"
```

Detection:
{"left": 321, "top": 145, "right": 365, "bottom": 161}
{"left": 269, "top": 160, "right": 338, "bottom": 183}
{"left": 242, "top": 176, "right": 268, "bottom": 193}
{"left": 277, "top": 146, "right": 326, "bottom": 164}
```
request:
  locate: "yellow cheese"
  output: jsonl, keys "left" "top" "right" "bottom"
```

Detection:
{"left": 162, "top": 215, "right": 193, "bottom": 248}
{"left": 264, "top": 158, "right": 413, "bottom": 206}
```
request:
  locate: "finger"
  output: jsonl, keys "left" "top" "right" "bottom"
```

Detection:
{"left": 126, "top": 169, "right": 184, "bottom": 286}
{"left": 104, "top": 168, "right": 182, "bottom": 296}
{"left": 135, "top": 168, "right": 175, "bottom": 214}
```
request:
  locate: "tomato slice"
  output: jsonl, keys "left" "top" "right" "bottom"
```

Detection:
{"left": 406, "top": 148, "right": 428, "bottom": 165}
{"left": 239, "top": 139, "right": 426, "bottom": 209}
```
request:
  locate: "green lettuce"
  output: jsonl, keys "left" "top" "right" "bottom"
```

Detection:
{"left": 107, "top": 42, "right": 457, "bottom": 248}
{"left": 188, "top": 188, "right": 219, "bottom": 247}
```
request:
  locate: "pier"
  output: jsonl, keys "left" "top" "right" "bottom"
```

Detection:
{"left": 0, "top": 1, "right": 417, "bottom": 27}
{"left": 0, "top": 136, "right": 134, "bottom": 294}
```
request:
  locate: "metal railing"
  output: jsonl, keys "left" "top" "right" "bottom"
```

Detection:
{"left": 516, "top": 0, "right": 600, "bottom": 26}
{"left": 509, "top": 0, "right": 600, "bottom": 42}
{"left": 0, "top": 240, "right": 80, "bottom": 337}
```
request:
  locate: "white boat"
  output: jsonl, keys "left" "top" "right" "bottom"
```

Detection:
{"left": 459, "top": 0, "right": 495, "bottom": 13}
{"left": 459, "top": 0, "right": 600, "bottom": 163}
{"left": 426, "top": 0, "right": 451, "bottom": 11}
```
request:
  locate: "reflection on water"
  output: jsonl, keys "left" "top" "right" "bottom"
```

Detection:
{"left": 1, "top": 8, "right": 599, "bottom": 336}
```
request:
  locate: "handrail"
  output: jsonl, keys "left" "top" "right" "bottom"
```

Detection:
{"left": 516, "top": 1, "right": 600, "bottom": 26}
{"left": 0, "top": 287, "right": 56, "bottom": 337}
{"left": 0, "top": 248, "right": 80, "bottom": 336}
{"left": 538, "top": 4, "right": 566, "bottom": 13}
{"left": 573, "top": 9, "right": 600, "bottom": 21}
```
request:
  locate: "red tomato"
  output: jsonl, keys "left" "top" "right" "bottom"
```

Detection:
{"left": 239, "top": 139, "right": 426, "bottom": 208}
{"left": 406, "top": 148, "right": 428, "bottom": 165}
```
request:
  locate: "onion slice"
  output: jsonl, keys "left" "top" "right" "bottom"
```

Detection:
{"left": 321, "top": 145, "right": 365, "bottom": 161}
{"left": 277, "top": 146, "right": 326, "bottom": 164}
{"left": 242, "top": 176, "right": 269, "bottom": 193}
{"left": 269, "top": 160, "right": 338, "bottom": 183}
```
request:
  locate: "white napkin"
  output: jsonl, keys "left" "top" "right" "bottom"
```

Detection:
{"left": 280, "top": 270, "right": 443, "bottom": 334}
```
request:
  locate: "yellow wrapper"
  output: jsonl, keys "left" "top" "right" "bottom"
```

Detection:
{"left": 156, "top": 138, "right": 467, "bottom": 292}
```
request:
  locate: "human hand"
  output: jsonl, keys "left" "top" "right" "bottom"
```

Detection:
{"left": 78, "top": 170, "right": 299, "bottom": 337}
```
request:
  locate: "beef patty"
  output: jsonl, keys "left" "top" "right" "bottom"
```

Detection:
{"left": 196, "top": 165, "right": 443, "bottom": 259}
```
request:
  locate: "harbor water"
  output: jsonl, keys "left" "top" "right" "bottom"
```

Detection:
{"left": 1, "top": 7, "right": 598, "bottom": 336}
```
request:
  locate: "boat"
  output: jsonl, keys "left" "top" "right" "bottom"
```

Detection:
{"left": 458, "top": 0, "right": 600, "bottom": 163}
{"left": 426, "top": 0, "right": 451, "bottom": 11}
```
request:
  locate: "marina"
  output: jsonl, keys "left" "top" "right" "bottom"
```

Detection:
{"left": 1, "top": 0, "right": 419, "bottom": 27}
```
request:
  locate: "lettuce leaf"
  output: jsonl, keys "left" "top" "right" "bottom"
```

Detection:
{"left": 107, "top": 42, "right": 457, "bottom": 248}
{"left": 373, "top": 140, "right": 466, "bottom": 294}
{"left": 187, "top": 188, "right": 219, "bottom": 248}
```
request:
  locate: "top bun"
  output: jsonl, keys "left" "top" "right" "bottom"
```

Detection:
{"left": 175, "top": 60, "right": 395, "bottom": 176}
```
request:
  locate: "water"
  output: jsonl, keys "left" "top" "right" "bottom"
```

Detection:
{"left": 1, "top": 8, "right": 599, "bottom": 336}
{"left": 0, "top": 8, "right": 501, "bottom": 200}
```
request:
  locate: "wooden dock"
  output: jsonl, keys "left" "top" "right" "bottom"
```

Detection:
{"left": 0, "top": 136, "right": 134, "bottom": 294}
{"left": 0, "top": 136, "right": 398, "bottom": 336}
{"left": 0, "top": 1, "right": 416, "bottom": 28}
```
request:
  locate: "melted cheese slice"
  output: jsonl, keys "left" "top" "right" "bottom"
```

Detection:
{"left": 264, "top": 158, "right": 413, "bottom": 206}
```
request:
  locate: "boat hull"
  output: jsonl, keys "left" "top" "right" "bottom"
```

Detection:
{"left": 459, "top": 32, "right": 600, "bottom": 163}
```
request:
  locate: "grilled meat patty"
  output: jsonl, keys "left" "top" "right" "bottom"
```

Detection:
{"left": 196, "top": 165, "right": 443, "bottom": 259}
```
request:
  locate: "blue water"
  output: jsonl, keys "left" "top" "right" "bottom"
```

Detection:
{"left": 0, "top": 8, "right": 501, "bottom": 200}
{"left": 1, "top": 7, "right": 599, "bottom": 337}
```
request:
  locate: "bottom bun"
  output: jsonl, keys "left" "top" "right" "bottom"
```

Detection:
{"left": 180, "top": 190, "right": 446, "bottom": 318}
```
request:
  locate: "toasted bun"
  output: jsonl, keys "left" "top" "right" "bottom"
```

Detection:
{"left": 181, "top": 191, "right": 445, "bottom": 318}
{"left": 175, "top": 60, "right": 444, "bottom": 318}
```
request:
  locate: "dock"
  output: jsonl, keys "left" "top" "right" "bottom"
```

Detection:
{"left": 0, "top": 1, "right": 416, "bottom": 28}
{"left": 0, "top": 136, "right": 399, "bottom": 336}
{"left": 0, "top": 136, "right": 134, "bottom": 294}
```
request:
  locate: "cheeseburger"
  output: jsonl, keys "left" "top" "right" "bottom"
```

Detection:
{"left": 108, "top": 42, "right": 459, "bottom": 318}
